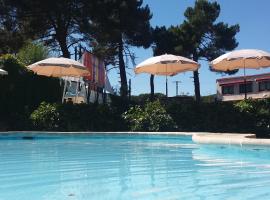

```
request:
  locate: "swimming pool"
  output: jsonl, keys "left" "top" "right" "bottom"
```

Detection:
{"left": 1, "top": 133, "right": 270, "bottom": 200}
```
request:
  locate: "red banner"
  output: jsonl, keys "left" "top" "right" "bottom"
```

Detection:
{"left": 82, "top": 52, "right": 105, "bottom": 88}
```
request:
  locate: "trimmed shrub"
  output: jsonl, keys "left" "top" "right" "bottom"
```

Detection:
{"left": 30, "top": 102, "right": 60, "bottom": 130}
{"left": 234, "top": 99, "right": 270, "bottom": 137}
{"left": 29, "top": 102, "right": 127, "bottom": 132}
{"left": 122, "top": 100, "right": 176, "bottom": 131}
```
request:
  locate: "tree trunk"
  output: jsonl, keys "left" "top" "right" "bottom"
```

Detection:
{"left": 193, "top": 70, "right": 201, "bottom": 102}
{"left": 56, "top": 33, "right": 70, "bottom": 58}
{"left": 193, "top": 54, "right": 201, "bottom": 102}
{"left": 59, "top": 41, "right": 70, "bottom": 58}
{"left": 150, "top": 74, "right": 154, "bottom": 101}
{"left": 118, "top": 37, "right": 128, "bottom": 97}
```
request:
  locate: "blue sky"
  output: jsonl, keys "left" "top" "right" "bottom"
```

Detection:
{"left": 108, "top": 0, "right": 270, "bottom": 96}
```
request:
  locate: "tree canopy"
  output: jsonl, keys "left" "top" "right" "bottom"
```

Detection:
{"left": 86, "top": 0, "right": 153, "bottom": 97}
{"left": 1, "top": 0, "right": 91, "bottom": 58}
{"left": 17, "top": 42, "right": 49, "bottom": 66}
{"left": 174, "top": 0, "right": 239, "bottom": 101}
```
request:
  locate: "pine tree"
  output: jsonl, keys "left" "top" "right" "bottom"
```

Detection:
{"left": 86, "top": 0, "right": 152, "bottom": 97}
{"left": 173, "top": 0, "right": 239, "bottom": 102}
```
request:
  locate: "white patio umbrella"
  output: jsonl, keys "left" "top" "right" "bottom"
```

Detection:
{"left": 210, "top": 49, "right": 270, "bottom": 99}
{"left": 28, "top": 57, "right": 90, "bottom": 102}
{"left": 134, "top": 54, "right": 199, "bottom": 96}
{"left": 0, "top": 69, "right": 8, "bottom": 75}
{"left": 28, "top": 57, "right": 89, "bottom": 78}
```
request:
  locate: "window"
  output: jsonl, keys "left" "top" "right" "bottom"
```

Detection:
{"left": 222, "top": 85, "right": 234, "bottom": 95}
{"left": 239, "top": 82, "right": 252, "bottom": 94}
{"left": 259, "top": 81, "right": 270, "bottom": 91}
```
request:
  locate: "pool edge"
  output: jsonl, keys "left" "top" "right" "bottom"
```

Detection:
{"left": 2, "top": 131, "right": 270, "bottom": 146}
{"left": 192, "top": 133, "right": 270, "bottom": 146}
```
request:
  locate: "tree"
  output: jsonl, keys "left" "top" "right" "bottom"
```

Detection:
{"left": 17, "top": 41, "right": 49, "bottom": 65}
{"left": 1, "top": 0, "right": 91, "bottom": 58}
{"left": 173, "top": 0, "right": 239, "bottom": 102}
{"left": 86, "top": 0, "right": 152, "bottom": 97}
{"left": 0, "top": 2, "right": 28, "bottom": 54}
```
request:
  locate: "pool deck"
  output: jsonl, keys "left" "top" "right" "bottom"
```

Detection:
{"left": 192, "top": 133, "right": 270, "bottom": 146}
{"left": 1, "top": 131, "right": 270, "bottom": 146}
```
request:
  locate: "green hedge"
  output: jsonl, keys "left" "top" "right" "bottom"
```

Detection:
{"left": 28, "top": 98, "right": 269, "bottom": 136}
{"left": 0, "top": 54, "right": 62, "bottom": 130}
{"left": 30, "top": 102, "right": 127, "bottom": 131}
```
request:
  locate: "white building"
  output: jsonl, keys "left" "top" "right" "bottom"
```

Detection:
{"left": 216, "top": 73, "right": 270, "bottom": 101}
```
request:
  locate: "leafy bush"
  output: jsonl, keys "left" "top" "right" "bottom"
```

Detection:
{"left": 234, "top": 99, "right": 255, "bottom": 113}
{"left": 123, "top": 100, "right": 176, "bottom": 131}
{"left": 234, "top": 99, "right": 270, "bottom": 137}
{"left": 30, "top": 102, "right": 60, "bottom": 130}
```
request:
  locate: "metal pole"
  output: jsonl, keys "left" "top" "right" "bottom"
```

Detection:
{"left": 62, "top": 78, "right": 67, "bottom": 103}
{"left": 75, "top": 78, "right": 79, "bottom": 103}
{"left": 166, "top": 64, "right": 168, "bottom": 97}
{"left": 176, "top": 81, "right": 178, "bottom": 96}
{"left": 173, "top": 81, "right": 181, "bottom": 96}
{"left": 244, "top": 60, "right": 247, "bottom": 100}
{"left": 166, "top": 76, "right": 168, "bottom": 97}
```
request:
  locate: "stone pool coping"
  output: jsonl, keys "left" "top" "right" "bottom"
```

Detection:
{"left": 1, "top": 131, "right": 270, "bottom": 146}
{"left": 192, "top": 133, "right": 270, "bottom": 146}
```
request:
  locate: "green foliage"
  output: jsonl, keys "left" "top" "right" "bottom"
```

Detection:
{"left": 130, "top": 93, "right": 166, "bottom": 104}
{"left": 123, "top": 101, "right": 176, "bottom": 131}
{"left": 152, "top": 26, "right": 177, "bottom": 56}
{"left": 234, "top": 99, "right": 255, "bottom": 113}
{"left": 0, "top": 5, "right": 28, "bottom": 54}
{"left": 234, "top": 99, "right": 270, "bottom": 137}
{"left": 88, "top": 0, "right": 152, "bottom": 97}
{"left": 17, "top": 42, "right": 49, "bottom": 65}
{"left": 2, "top": 0, "right": 90, "bottom": 58}
{"left": 176, "top": 0, "right": 240, "bottom": 61}
{"left": 0, "top": 54, "right": 28, "bottom": 76}
{"left": 201, "top": 94, "right": 216, "bottom": 103}
{"left": 0, "top": 54, "right": 62, "bottom": 130}
{"left": 152, "top": 0, "right": 240, "bottom": 102}
{"left": 30, "top": 102, "right": 60, "bottom": 130}
{"left": 166, "top": 100, "right": 252, "bottom": 132}
{"left": 30, "top": 102, "right": 127, "bottom": 131}
{"left": 1, "top": 91, "right": 270, "bottom": 136}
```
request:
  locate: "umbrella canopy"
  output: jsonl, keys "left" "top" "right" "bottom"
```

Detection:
{"left": 28, "top": 57, "right": 90, "bottom": 103}
{"left": 210, "top": 49, "right": 270, "bottom": 99}
{"left": 134, "top": 54, "right": 199, "bottom": 97}
{"left": 210, "top": 49, "right": 270, "bottom": 71}
{"left": 0, "top": 69, "right": 8, "bottom": 75}
{"left": 27, "top": 57, "right": 90, "bottom": 77}
{"left": 135, "top": 54, "right": 199, "bottom": 75}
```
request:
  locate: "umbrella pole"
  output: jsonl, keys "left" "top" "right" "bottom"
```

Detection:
{"left": 166, "top": 75, "right": 168, "bottom": 97}
{"left": 62, "top": 79, "right": 67, "bottom": 103}
{"left": 75, "top": 78, "right": 79, "bottom": 103}
{"left": 244, "top": 62, "right": 247, "bottom": 100}
{"left": 166, "top": 64, "right": 168, "bottom": 97}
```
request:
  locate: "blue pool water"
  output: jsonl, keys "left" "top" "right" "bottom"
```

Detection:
{"left": 1, "top": 133, "right": 270, "bottom": 200}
